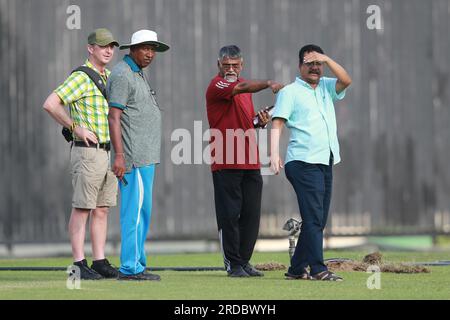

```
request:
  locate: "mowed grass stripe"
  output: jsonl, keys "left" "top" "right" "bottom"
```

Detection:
{"left": 0, "top": 251, "right": 449, "bottom": 299}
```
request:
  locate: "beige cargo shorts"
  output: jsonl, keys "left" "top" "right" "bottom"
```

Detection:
{"left": 70, "top": 146, "right": 118, "bottom": 209}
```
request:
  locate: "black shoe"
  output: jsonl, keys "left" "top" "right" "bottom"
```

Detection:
{"left": 91, "top": 258, "right": 119, "bottom": 279}
{"left": 142, "top": 271, "right": 161, "bottom": 281}
{"left": 118, "top": 271, "right": 161, "bottom": 281}
{"left": 228, "top": 266, "right": 250, "bottom": 277}
{"left": 243, "top": 263, "right": 264, "bottom": 277}
{"left": 73, "top": 259, "right": 103, "bottom": 280}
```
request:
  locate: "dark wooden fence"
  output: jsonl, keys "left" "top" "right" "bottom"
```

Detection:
{"left": 1, "top": 0, "right": 449, "bottom": 245}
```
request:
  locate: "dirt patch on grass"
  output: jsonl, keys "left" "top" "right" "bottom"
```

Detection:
{"left": 363, "top": 252, "right": 383, "bottom": 265}
{"left": 254, "top": 262, "right": 287, "bottom": 271}
{"left": 327, "top": 252, "right": 431, "bottom": 274}
{"left": 379, "top": 263, "right": 430, "bottom": 274}
{"left": 326, "top": 260, "right": 367, "bottom": 272}
{"left": 255, "top": 252, "right": 431, "bottom": 273}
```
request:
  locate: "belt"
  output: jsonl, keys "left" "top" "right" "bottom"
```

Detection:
{"left": 74, "top": 141, "right": 111, "bottom": 151}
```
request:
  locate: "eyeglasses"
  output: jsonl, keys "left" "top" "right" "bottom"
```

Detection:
{"left": 220, "top": 63, "right": 242, "bottom": 70}
{"left": 303, "top": 61, "right": 323, "bottom": 68}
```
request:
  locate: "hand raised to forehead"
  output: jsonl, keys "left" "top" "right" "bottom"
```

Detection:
{"left": 303, "top": 52, "right": 329, "bottom": 64}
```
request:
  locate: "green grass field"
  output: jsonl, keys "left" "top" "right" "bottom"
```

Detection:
{"left": 0, "top": 251, "right": 449, "bottom": 300}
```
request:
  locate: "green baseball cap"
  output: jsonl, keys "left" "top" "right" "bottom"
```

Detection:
{"left": 88, "top": 28, "right": 119, "bottom": 47}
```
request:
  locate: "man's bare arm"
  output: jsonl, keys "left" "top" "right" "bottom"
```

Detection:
{"left": 108, "top": 108, "right": 126, "bottom": 179}
{"left": 303, "top": 52, "right": 352, "bottom": 94}
{"left": 43, "top": 92, "right": 98, "bottom": 145}
{"left": 232, "top": 80, "right": 284, "bottom": 96}
{"left": 270, "top": 118, "right": 286, "bottom": 175}
{"left": 43, "top": 93, "right": 74, "bottom": 128}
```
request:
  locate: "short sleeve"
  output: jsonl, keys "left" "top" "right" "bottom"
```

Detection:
{"left": 54, "top": 72, "right": 88, "bottom": 105}
{"left": 206, "top": 77, "right": 238, "bottom": 102}
{"left": 107, "top": 72, "right": 130, "bottom": 110}
{"left": 272, "top": 87, "right": 294, "bottom": 121}
{"left": 323, "top": 77, "right": 346, "bottom": 101}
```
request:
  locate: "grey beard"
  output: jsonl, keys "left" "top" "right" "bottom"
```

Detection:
{"left": 225, "top": 75, "right": 237, "bottom": 82}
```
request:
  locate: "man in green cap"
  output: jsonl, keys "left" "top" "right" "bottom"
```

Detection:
{"left": 43, "top": 28, "right": 120, "bottom": 280}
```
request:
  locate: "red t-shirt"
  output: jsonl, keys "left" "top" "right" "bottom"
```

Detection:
{"left": 206, "top": 75, "right": 261, "bottom": 171}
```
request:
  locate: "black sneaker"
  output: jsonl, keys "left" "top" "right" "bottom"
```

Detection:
{"left": 228, "top": 266, "right": 250, "bottom": 277}
{"left": 73, "top": 259, "right": 103, "bottom": 280}
{"left": 91, "top": 258, "right": 119, "bottom": 279}
{"left": 243, "top": 263, "right": 264, "bottom": 277}
{"left": 142, "top": 271, "right": 161, "bottom": 281}
{"left": 118, "top": 271, "right": 161, "bottom": 281}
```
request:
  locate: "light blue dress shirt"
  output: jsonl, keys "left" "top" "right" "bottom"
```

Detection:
{"left": 272, "top": 76, "right": 346, "bottom": 166}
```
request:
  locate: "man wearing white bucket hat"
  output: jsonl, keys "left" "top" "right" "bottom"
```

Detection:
{"left": 107, "top": 30, "right": 169, "bottom": 281}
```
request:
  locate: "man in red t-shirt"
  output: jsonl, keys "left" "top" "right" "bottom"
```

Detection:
{"left": 205, "top": 45, "right": 283, "bottom": 277}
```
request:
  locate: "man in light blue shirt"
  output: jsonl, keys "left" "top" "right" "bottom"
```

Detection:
{"left": 270, "top": 44, "right": 351, "bottom": 281}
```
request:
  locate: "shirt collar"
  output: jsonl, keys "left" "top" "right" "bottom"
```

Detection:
{"left": 85, "top": 59, "right": 109, "bottom": 79}
{"left": 295, "top": 76, "right": 323, "bottom": 90}
{"left": 124, "top": 55, "right": 142, "bottom": 72}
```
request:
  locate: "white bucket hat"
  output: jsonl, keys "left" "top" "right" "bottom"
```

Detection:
{"left": 120, "top": 29, "right": 169, "bottom": 52}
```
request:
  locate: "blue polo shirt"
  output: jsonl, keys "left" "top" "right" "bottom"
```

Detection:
{"left": 272, "top": 76, "right": 346, "bottom": 166}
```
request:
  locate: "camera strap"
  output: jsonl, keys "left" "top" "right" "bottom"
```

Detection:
{"left": 71, "top": 66, "right": 107, "bottom": 99}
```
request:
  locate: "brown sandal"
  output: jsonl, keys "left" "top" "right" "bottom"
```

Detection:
{"left": 284, "top": 271, "right": 314, "bottom": 280}
{"left": 312, "top": 270, "right": 343, "bottom": 281}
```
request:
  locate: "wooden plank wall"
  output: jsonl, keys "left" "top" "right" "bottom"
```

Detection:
{"left": 0, "top": 0, "right": 449, "bottom": 244}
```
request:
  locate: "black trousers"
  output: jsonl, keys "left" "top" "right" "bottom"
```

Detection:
{"left": 212, "top": 169, "right": 263, "bottom": 271}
